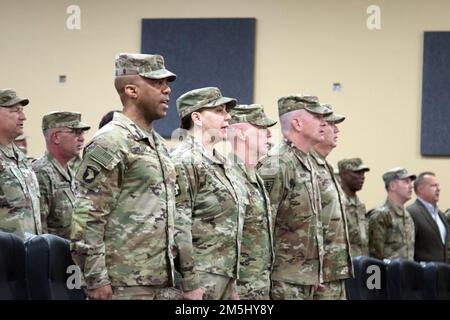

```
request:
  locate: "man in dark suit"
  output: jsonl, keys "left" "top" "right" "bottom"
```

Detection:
{"left": 407, "top": 172, "right": 448, "bottom": 263}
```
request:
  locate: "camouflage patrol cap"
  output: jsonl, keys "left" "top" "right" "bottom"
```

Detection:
{"left": 382, "top": 167, "right": 416, "bottom": 185}
{"left": 338, "top": 158, "right": 370, "bottom": 173}
{"left": 42, "top": 111, "right": 91, "bottom": 131}
{"left": 277, "top": 94, "right": 332, "bottom": 117}
{"left": 322, "top": 104, "right": 345, "bottom": 124}
{"left": 229, "top": 104, "right": 277, "bottom": 127}
{"left": 176, "top": 87, "right": 237, "bottom": 119}
{"left": 0, "top": 88, "right": 29, "bottom": 107}
{"left": 115, "top": 53, "right": 176, "bottom": 82}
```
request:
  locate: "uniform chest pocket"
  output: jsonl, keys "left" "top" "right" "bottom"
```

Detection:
{"left": 286, "top": 173, "right": 315, "bottom": 218}
{"left": 54, "top": 181, "right": 76, "bottom": 207}
{"left": 0, "top": 166, "right": 28, "bottom": 204}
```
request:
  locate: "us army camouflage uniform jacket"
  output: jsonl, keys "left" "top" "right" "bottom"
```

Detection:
{"left": 33, "top": 152, "right": 77, "bottom": 239}
{"left": 170, "top": 135, "right": 245, "bottom": 289}
{"left": 368, "top": 198, "right": 415, "bottom": 260}
{"left": 310, "top": 151, "right": 352, "bottom": 282}
{"left": 71, "top": 112, "right": 177, "bottom": 290}
{"left": 257, "top": 139, "right": 324, "bottom": 286}
{"left": 230, "top": 154, "right": 274, "bottom": 299}
{"left": 343, "top": 192, "right": 369, "bottom": 257}
{"left": 0, "top": 143, "right": 41, "bottom": 239}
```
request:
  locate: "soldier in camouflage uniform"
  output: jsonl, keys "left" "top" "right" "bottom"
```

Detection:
{"left": 14, "top": 133, "right": 28, "bottom": 155}
{"left": 70, "top": 53, "right": 192, "bottom": 300}
{"left": 0, "top": 88, "right": 41, "bottom": 240}
{"left": 310, "top": 106, "right": 352, "bottom": 300}
{"left": 228, "top": 104, "right": 276, "bottom": 299}
{"left": 171, "top": 87, "right": 246, "bottom": 300}
{"left": 338, "top": 158, "right": 370, "bottom": 257}
{"left": 257, "top": 94, "right": 332, "bottom": 300}
{"left": 14, "top": 133, "right": 35, "bottom": 164}
{"left": 368, "top": 167, "right": 416, "bottom": 260}
{"left": 33, "top": 112, "right": 90, "bottom": 239}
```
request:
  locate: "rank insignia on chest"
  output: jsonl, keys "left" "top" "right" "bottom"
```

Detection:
{"left": 174, "top": 182, "right": 180, "bottom": 197}
{"left": 264, "top": 180, "right": 274, "bottom": 194}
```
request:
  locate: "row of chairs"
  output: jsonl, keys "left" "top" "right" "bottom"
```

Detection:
{"left": 346, "top": 255, "right": 450, "bottom": 300}
{"left": 0, "top": 231, "right": 86, "bottom": 300}
{"left": 3, "top": 230, "right": 449, "bottom": 300}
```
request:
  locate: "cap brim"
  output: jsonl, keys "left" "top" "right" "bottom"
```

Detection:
{"left": 2, "top": 97, "right": 29, "bottom": 107}
{"left": 69, "top": 122, "right": 91, "bottom": 130}
{"left": 305, "top": 104, "right": 333, "bottom": 115}
{"left": 325, "top": 112, "right": 346, "bottom": 124}
{"left": 140, "top": 69, "right": 177, "bottom": 82}
{"left": 353, "top": 166, "right": 370, "bottom": 172}
{"left": 253, "top": 117, "right": 278, "bottom": 128}
{"left": 204, "top": 96, "right": 237, "bottom": 109}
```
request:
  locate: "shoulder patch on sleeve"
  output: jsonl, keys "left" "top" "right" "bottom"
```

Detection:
{"left": 89, "top": 145, "right": 116, "bottom": 168}
{"left": 82, "top": 164, "right": 101, "bottom": 184}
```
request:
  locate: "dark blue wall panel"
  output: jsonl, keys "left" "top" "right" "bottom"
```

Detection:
{"left": 141, "top": 18, "right": 255, "bottom": 138}
{"left": 421, "top": 32, "right": 450, "bottom": 156}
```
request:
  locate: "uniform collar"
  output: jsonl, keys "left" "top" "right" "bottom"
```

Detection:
{"left": 112, "top": 112, "right": 157, "bottom": 149}
{"left": 45, "top": 152, "right": 72, "bottom": 182}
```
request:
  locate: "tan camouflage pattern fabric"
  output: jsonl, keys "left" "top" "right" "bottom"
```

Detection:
{"left": 343, "top": 193, "right": 369, "bottom": 257}
{"left": 228, "top": 104, "right": 277, "bottom": 127}
{"left": 0, "top": 88, "right": 29, "bottom": 107}
{"left": 277, "top": 94, "right": 331, "bottom": 116}
{"left": 176, "top": 87, "right": 236, "bottom": 119}
{"left": 41, "top": 111, "right": 90, "bottom": 131}
{"left": 0, "top": 144, "right": 41, "bottom": 239}
{"left": 257, "top": 139, "right": 324, "bottom": 287}
{"left": 115, "top": 53, "right": 176, "bottom": 81}
{"left": 197, "top": 272, "right": 237, "bottom": 300}
{"left": 310, "top": 151, "right": 352, "bottom": 283}
{"left": 32, "top": 153, "right": 77, "bottom": 239}
{"left": 70, "top": 112, "right": 177, "bottom": 290}
{"left": 111, "top": 286, "right": 182, "bottom": 300}
{"left": 230, "top": 154, "right": 274, "bottom": 300}
{"left": 368, "top": 198, "right": 415, "bottom": 260}
{"left": 170, "top": 135, "right": 245, "bottom": 293}
{"left": 271, "top": 281, "right": 316, "bottom": 300}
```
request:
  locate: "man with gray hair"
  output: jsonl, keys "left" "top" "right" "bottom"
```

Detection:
{"left": 32, "top": 111, "right": 90, "bottom": 239}
{"left": 407, "top": 172, "right": 448, "bottom": 263}
{"left": 368, "top": 167, "right": 416, "bottom": 260}
{"left": 310, "top": 106, "right": 352, "bottom": 300}
{"left": 228, "top": 104, "right": 277, "bottom": 299}
{"left": 257, "top": 94, "right": 331, "bottom": 299}
{"left": 0, "top": 88, "right": 41, "bottom": 240}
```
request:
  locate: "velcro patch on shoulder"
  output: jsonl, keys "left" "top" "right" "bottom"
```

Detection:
{"left": 89, "top": 145, "right": 115, "bottom": 169}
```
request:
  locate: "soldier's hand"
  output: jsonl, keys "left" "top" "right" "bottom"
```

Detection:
{"left": 182, "top": 288, "right": 204, "bottom": 300}
{"left": 231, "top": 288, "right": 240, "bottom": 300}
{"left": 88, "top": 284, "right": 113, "bottom": 300}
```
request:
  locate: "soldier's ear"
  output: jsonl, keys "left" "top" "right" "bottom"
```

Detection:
{"left": 191, "top": 112, "right": 202, "bottom": 126}
{"left": 292, "top": 117, "right": 303, "bottom": 132}
{"left": 52, "top": 130, "right": 61, "bottom": 145}
{"left": 124, "top": 84, "right": 138, "bottom": 99}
